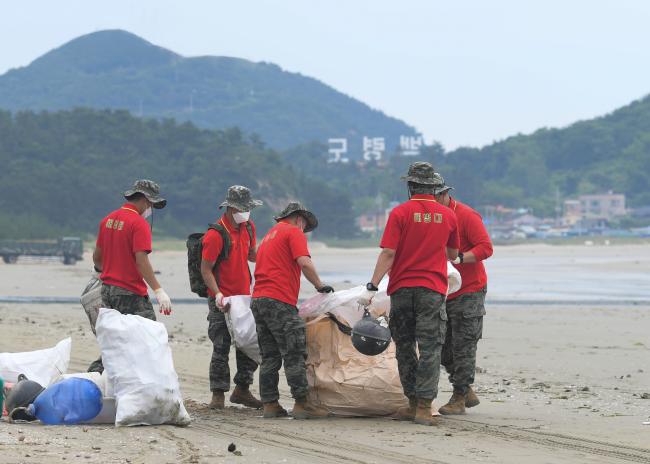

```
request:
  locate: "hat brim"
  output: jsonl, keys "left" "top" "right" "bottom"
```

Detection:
{"left": 219, "top": 199, "right": 263, "bottom": 212}
{"left": 400, "top": 175, "right": 438, "bottom": 185}
{"left": 123, "top": 189, "right": 167, "bottom": 209}
{"left": 433, "top": 186, "right": 453, "bottom": 195}
{"left": 274, "top": 209, "right": 318, "bottom": 233}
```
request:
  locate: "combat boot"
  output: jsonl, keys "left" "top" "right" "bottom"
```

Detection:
{"left": 394, "top": 397, "right": 417, "bottom": 421}
{"left": 438, "top": 391, "right": 466, "bottom": 415}
{"left": 263, "top": 401, "right": 288, "bottom": 418}
{"left": 292, "top": 399, "right": 331, "bottom": 420}
{"left": 209, "top": 391, "right": 224, "bottom": 410}
{"left": 465, "top": 386, "right": 480, "bottom": 408}
{"left": 230, "top": 385, "right": 263, "bottom": 409}
{"left": 414, "top": 398, "right": 438, "bottom": 426}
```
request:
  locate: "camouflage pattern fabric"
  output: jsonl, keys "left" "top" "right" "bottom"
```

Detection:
{"left": 273, "top": 202, "right": 318, "bottom": 233}
{"left": 123, "top": 179, "right": 166, "bottom": 208}
{"left": 219, "top": 185, "right": 263, "bottom": 212}
{"left": 389, "top": 287, "right": 447, "bottom": 400}
{"left": 207, "top": 297, "right": 258, "bottom": 392}
{"left": 250, "top": 297, "right": 308, "bottom": 403}
{"left": 431, "top": 172, "right": 453, "bottom": 195}
{"left": 400, "top": 161, "right": 438, "bottom": 185}
{"left": 441, "top": 288, "right": 486, "bottom": 394}
{"left": 87, "top": 284, "right": 156, "bottom": 373}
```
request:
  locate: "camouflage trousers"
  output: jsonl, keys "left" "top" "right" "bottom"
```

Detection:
{"left": 87, "top": 284, "right": 156, "bottom": 373}
{"left": 207, "top": 297, "right": 258, "bottom": 392}
{"left": 389, "top": 287, "right": 447, "bottom": 400}
{"left": 441, "top": 288, "right": 486, "bottom": 394}
{"left": 250, "top": 297, "right": 308, "bottom": 403}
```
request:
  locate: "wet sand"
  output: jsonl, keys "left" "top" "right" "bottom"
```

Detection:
{"left": 1, "top": 243, "right": 650, "bottom": 463}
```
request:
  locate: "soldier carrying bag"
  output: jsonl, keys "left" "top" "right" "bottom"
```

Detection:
{"left": 186, "top": 222, "right": 253, "bottom": 298}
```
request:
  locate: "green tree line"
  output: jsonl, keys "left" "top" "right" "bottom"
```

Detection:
{"left": 0, "top": 108, "right": 356, "bottom": 240}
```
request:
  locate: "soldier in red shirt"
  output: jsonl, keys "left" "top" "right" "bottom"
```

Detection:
{"left": 251, "top": 202, "right": 334, "bottom": 419}
{"left": 358, "top": 162, "right": 460, "bottom": 426}
{"left": 432, "top": 174, "right": 494, "bottom": 415}
{"left": 200, "top": 186, "right": 263, "bottom": 410}
{"left": 89, "top": 180, "right": 173, "bottom": 373}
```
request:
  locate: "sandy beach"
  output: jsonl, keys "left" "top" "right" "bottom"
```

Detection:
{"left": 1, "top": 243, "right": 649, "bottom": 463}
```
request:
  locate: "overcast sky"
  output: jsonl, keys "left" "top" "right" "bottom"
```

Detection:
{"left": 1, "top": 0, "right": 649, "bottom": 149}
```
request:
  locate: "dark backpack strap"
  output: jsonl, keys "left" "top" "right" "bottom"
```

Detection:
{"left": 245, "top": 222, "right": 254, "bottom": 245}
{"left": 207, "top": 223, "right": 232, "bottom": 263}
{"left": 326, "top": 312, "right": 352, "bottom": 336}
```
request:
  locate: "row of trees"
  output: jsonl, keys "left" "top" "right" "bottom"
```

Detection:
{"left": 0, "top": 109, "right": 356, "bottom": 240}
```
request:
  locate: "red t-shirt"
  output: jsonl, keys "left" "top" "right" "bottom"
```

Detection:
{"left": 201, "top": 217, "right": 256, "bottom": 297}
{"left": 96, "top": 203, "right": 152, "bottom": 296}
{"left": 252, "top": 221, "right": 310, "bottom": 306}
{"left": 380, "top": 195, "right": 459, "bottom": 296}
{"left": 447, "top": 199, "right": 493, "bottom": 299}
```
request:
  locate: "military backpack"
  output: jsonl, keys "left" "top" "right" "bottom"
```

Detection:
{"left": 186, "top": 222, "right": 253, "bottom": 298}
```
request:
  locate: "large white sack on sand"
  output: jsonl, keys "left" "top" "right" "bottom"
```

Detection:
{"left": 95, "top": 308, "right": 190, "bottom": 427}
{"left": 0, "top": 338, "right": 71, "bottom": 387}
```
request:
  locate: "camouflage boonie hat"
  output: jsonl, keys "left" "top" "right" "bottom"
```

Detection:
{"left": 274, "top": 202, "right": 318, "bottom": 233}
{"left": 400, "top": 161, "right": 437, "bottom": 185}
{"left": 124, "top": 179, "right": 166, "bottom": 209}
{"left": 219, "top": 185, "right": 263, "bottom": 212}
{"left": 432, "top": 172, "right": 453, "bottom": 195}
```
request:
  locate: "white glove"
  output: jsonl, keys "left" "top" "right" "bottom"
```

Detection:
{"left": 215, "top": 292, "right": 231, "bottom": 313}
{"left": 154, "top": 288, "right": 172, "bottom": 315}
{"left": 357, "top": 288, "right": 377, "bottom": 307}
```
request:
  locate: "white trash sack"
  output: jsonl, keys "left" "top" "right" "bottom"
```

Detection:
{"left": 447, "top": 261, "right": 462, "bottom": 294}
{"left": 222, "top": 263, "right": 462, "bottom": 365}
{"left": 0, "top": 337, "right": 71, "bottom": 387}
{"left": 95, "top": 308, "right": 190, "bottom": 427}
{"left": 299, "top": 262, "right": 462, "bottom": 324}
{"left": 224, "top": 295, "right": 260, "bottom": 364}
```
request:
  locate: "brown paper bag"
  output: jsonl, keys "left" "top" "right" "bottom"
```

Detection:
{"left": 305, "top": 316, "right": 408, "bottom": 417}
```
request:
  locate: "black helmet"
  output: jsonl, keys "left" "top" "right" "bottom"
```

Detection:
{"left": 351, "top": 309, "right": 391, "bottom": 356}
{"left": 5, "top": 374, "right": 44, "bottom": 421}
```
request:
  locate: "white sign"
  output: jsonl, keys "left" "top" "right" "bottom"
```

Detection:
{"left": 327, "top": 138, "right": 349, "bottom": 163}
{"left": 363, "top": 136, "right": 385, "bottom": 161}
{"left": 400, "top": 135, "right": 424, "bottom": 156}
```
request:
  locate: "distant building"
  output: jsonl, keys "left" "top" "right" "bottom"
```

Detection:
{"left": 357, "top": 202, "right": 398, "bottom": 235}
{"left": 512, "top": 213, "right": 543, "bottom": 227}
{"left": 563, "top": 191, "right": 626, "bottom": 226}
{"left": 357, "top": 211, "right": 388, "bottom": 235}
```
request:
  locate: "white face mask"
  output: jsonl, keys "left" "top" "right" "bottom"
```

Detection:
{"left": 141, "top": 207, "right": 152, "bottom": 219}
{"left": 233, "top": 211, "right": 250, "bottom": 224}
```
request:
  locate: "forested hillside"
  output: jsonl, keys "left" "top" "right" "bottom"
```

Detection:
{"left": 0, "top": 109, "right": 355, "bottom": 239}
{"left": 0, "top": 30, "right": 416, "bottom": 151}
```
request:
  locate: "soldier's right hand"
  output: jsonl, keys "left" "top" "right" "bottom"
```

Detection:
{"left": 154, "top": 288, "right": 173, "bottom": 316}
{"left": 215, "top": 292, "right": 231, "bottom": 313}
{"left": 357, "top": 282, "right": 379, "bottom": 307}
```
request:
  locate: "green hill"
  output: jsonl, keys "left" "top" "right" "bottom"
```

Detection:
{"left": 0, "top": 30, "right": 417, "bottom": 151}
{"left": 0, "top": 108, "right": 356, "bottom": 240}
{"left": 285, "top": 94, "right": 650, "bottom": 218}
